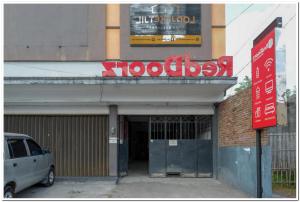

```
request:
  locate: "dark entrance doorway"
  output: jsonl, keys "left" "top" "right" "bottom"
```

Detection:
{"left": 127, "top": 116, "right": 149, "bottom": 176}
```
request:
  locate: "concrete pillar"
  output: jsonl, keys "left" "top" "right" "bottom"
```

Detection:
{"left": 212, "top": 103, "right": 219, "bottom": 179}
{"left": 109, "top": 105, "right": 118, "bottom": 177}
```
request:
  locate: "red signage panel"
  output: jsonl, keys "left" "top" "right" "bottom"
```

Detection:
{"left": 252, "top": 29, "right": 276, "bottom": 129}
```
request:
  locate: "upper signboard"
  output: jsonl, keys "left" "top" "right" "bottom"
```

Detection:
{"left": 129, "top": 4, "right": 201, "bottom": 46}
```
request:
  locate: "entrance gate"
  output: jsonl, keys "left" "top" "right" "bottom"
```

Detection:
{"left": 149, "top": 115, "right": 212, "bottom": 177}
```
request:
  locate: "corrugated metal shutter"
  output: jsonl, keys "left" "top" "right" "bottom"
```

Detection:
{"left": 4, "top": 115, "right": 108, "bottom": 177}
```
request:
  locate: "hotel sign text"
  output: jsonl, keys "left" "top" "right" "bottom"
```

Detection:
{"left": 101, "top": 55, "right": 233, "bottom": 77}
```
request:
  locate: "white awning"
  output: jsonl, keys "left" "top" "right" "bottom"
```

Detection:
{"left": 4, "top": 77, "right": 236, "bottom": 115}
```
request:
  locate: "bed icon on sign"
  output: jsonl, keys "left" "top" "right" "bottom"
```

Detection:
{"left": 265, "top": 80, "right": 273, "bottom": 94}
{"left": 264, "top": 103, "right": 275, "bottom": 115}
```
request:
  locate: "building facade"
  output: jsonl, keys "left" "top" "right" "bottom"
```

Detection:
{"left": 4, "top": 4, "right": 236, "bottom": 180}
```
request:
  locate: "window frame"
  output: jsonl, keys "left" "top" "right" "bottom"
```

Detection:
{"left": 7, "top": 142, "right": 14, "bottom": 159}
{"left": 7, "top": 138, "right": 29, "bottom": 159}
{"left": 25, "top": 138, "right": 43, "bottom": 156}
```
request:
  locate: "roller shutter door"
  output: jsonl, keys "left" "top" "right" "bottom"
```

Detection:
{"left": 4, "top": 115, "right": 108, "bottom": 177}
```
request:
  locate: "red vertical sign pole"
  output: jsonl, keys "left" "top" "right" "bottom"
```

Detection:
{"left": 251, "top": 17, "right": 282, "bottom": 198}
{"left": 252, "top": 29, "right": 277, "bottom": 129}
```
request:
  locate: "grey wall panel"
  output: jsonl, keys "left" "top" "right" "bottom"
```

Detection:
{"left": 108, "top": 105, "right": 118, "bottom": 177}
{"left": 120, "top": 4, "right": 212, "bottom": 60}
{"left": 218, "top": 145, "right": 272, "bottom": 197}
{"left": 197, "top": 140, "right": 212, "bottom": 177}
{"left": 4, "top": 4, "right": 105, "bottom": 61}
{"left": 4, "top": 115, "right": 108, "bottom": 176}
{"left": 180, "top": 140, "right": 197, "bottom": 177}
{"left": 119, "top": 139, "right": 128, "bottom": 176}
{"left": 212, "top": 106, "right": 218, "bottom": 179}
{"left": 166, "top": 142, "right": 181, "bottom": 174}
{"left": 149, "top": 140, "right": 166, "bottom": 177}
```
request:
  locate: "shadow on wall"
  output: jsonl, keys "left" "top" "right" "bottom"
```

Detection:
{"left": 218, "top": 146, "right": 272, "bottom": 197}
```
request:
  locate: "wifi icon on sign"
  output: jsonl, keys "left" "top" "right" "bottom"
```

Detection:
{"left": 264, "top": 58, "right": 273, "bottom": 72}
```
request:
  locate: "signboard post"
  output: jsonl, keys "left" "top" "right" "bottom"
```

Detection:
{"left": 251, "top": 17, "right": 286, "bottom": 198}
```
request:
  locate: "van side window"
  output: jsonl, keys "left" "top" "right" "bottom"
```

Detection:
{"left": 7, "top": 139, "right": 28, "bottom": 158}
{"left": 7, "top": 143, "right": 14, "bottom": 159}
{"left": 26, "top": 139, "right": 43, "bottom": 156}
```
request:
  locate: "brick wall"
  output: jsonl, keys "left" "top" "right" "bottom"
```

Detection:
{"left": 218, "top": 87, "right": 268, "bottom": 147}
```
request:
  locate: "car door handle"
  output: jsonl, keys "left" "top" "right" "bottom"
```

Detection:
{"left": 33, "top": 159, "right": 37, "bottom": 162}
{"left": 13, "top": 163, "right": 17, "bottom": 167}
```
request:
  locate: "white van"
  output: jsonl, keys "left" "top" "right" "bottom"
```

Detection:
{"left": 4, "top": 132, "right": 55, "bottom": 198}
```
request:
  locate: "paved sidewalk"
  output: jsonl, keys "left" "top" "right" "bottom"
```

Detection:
{"left": 16, "top": 179, "right": 117, "bottom": 198}
{"left": 16, "top": 176, "right": 249, "bottom": 198}
{"left": 107, "top": 176, "right": 249, "bottom": 198}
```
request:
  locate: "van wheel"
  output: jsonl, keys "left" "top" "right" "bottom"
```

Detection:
{"left": 45, "top": 168, "right": 55, "bottom": 187}
{"left": 4, "top": 185, "right": 15, "bottom": 198}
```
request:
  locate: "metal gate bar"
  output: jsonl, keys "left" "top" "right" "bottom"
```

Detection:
{"left": 196, "top": 116, "right": 212, "bottom": 177}
{"left": 181, "top": 116, "right": 197, "bottom": 177}
{"left": 149, "top": 116, "right": 167, "bottom": 177}
{"left": 166, "top": 116, "right": 181, "bottom": 174}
